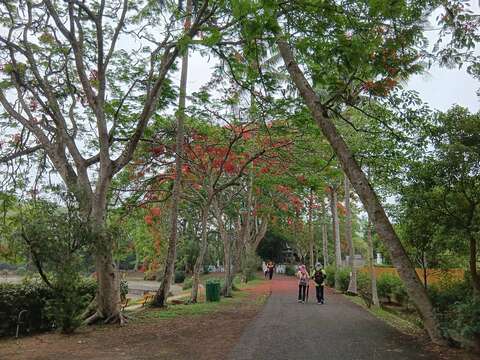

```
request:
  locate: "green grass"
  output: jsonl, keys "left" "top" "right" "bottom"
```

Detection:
{"left": 181, "top": 273, "right": 263, "bottom": 291}
{"left": 134, "top": 277, "right": 267, "bottom": 322}
{"left": 137, "top": 298, "right": 236, "bottom": 320}
{"left": 344, "top": 295, "right": 424, "bottom": 336}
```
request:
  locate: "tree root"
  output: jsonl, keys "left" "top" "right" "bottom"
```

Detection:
{"left": 103, "top": 312, "right": 127, "bottom": 326}
{"left": 81, "top": 297, "right": 98, "bottom": 320}
{"left": 83, "top": 311, "right": 128, "bottom": 326}
{"left": 84, "top": 311, "right": 102, "bottom": 326}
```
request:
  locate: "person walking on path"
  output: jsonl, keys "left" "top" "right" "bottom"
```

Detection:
{"left": 267, "top": 262, "right": 275, "bottom": 280}
{"left": 297, "top": 264, "right": 309, "bottom": 303}
{"left": 312, "top": 262, "right": 327, "bottom": 304}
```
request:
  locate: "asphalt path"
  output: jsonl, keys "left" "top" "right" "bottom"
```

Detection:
{"left": 229, "top": 276, "right": 436, "bottom": 360}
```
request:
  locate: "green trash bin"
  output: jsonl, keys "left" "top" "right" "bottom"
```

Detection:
{"left": 205, "top": 279, "right": 221, "bottom": 302}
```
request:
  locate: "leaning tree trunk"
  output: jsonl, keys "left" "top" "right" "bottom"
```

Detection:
{"left": 277, "top": 37, "right": 445, "bottom": 344}
{"left": 345, "top": 176, "right": 357, "bottom": 294}
{"left": 367, "top": 220, "right": 379, "bottom": 307}
{"left": 153, "top": 0, "right": 191, "bottom": 307}
{"left": 329, "top": 186, "right": 342, "bottom": 291}
{"left": 190, "top": 204, "right": 210, "bottom": 303}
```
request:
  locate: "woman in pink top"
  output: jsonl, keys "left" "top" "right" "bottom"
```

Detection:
{"left": 297, "top": 264, "right": 309, "bottom": 303}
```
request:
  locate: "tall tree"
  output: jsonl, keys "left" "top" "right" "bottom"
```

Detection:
{"left": 266, "top": 0, "right": 447, "bottom": 342}
{"left": 329, "top": 185, "right": 342, "bottom": 291}
{"left": 153, "top": 0, "right": 192, "bottom": 308}
{"left": 321, "top": 198, "right": 329, "bottom": 267}
{"left": 0, "top": 0, "right": 213, "bottom": 323}
{"left": 345, "top": 176, "right": 357, "bottom": 294}
{"left": 367, "top": 219, "right": 379, "bottom": 307}
{"left": 308, "top": 188, "right": 315, "bottom": 270}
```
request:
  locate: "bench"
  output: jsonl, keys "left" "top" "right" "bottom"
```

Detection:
{"left": 139, "top": 293, "right": 155, "bottom": 307}
{"left": 120, "top": 298, "right": 130, "bottom": 311}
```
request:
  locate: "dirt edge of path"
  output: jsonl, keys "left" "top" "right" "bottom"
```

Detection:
{"left": 0, "top": 280, "right": 271, "bottom": 360}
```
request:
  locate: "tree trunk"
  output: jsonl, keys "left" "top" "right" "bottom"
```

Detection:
{"left": 190, "top": 204, "right": 210, "bottom": 303}
{"left": 213, "top": 200, "right": 234, "bottom": 297}
{"left": 277, "top": 37, "right": 445, "bottom": 344}
{"left": 153, "top": 0, "right": 191, "bottom": 307}
{"left": 367, "top": 220, "right": 379, "bottom": 307}
{"left": 422, "top": 252, "right": 428, "bottom": 290}
{"left": 86, "top": 190, "right": 123, "bottom": 325}
{"left": 469, "top": 236, "right": 480, "bottom": 295}
{"left": 321, "top": 199, "right": 329, "bottom": 267}
{"left": 345, "top": 176, "right": 357, "bottom": 294}
{"left": 222, "top": 234, "right": 233, "bottom": 297}
{"left": 329, "top": 186, "right": 342, "bottom": 291}
{"left": 308, "top": 189, "right": 315, "bottom": 271}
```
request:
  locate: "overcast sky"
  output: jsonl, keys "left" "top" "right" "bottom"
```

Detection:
{"left": 185, "top": 50, "right": 480, "bottom": 112}
{"left": 182, "top": 4, "right": 480, "bottom": 114}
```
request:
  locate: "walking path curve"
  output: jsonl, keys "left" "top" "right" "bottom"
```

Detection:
{"left": 230, "top": 276, "right": 436, "bottom": 360}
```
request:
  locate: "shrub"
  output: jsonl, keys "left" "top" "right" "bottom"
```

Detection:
{"left": 182, "top": 277, "right": 193, "bottom": 290}
{"left": 46, "top": 272, "right": 90, "bottom": 334}
{"left": 428, "top": 279, "right": 471, "bottom": 314}
{"left": 357, "top": 271, "right": 371, "bottom": 293}
{"left": 393, "top": 283, "right": 409, "bottom": 305}
{"left": 285, "top": 265, "right": 296, "bottom": 276}
{"left": 325, "top": 265, "right": 336, "bottom": 287}
{"left": 324, "top": 266, "right": 350, "bottom": 292}
{"left": 0, "top": 277, "right": 96, "bottom": 337}
{"left": 452, "top": 297, "right": 480, "bottom": 349}
{"left": 337, "top": 268, "right": 351, "bottom": 292}
{"left": 202, "top": 265, "right": 210, "bottom": 275}
{"left": 174, "top": 270, "right": 186, "bottom": 284}
{"left": 377, "top": 273, "right": 404, "bottom": 303}
{"left": 241, "top": 251, "right": 260, "bottom": 282}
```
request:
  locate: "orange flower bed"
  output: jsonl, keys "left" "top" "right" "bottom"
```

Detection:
{"left": 359, "top": 267, "right": 465, "bottom": 285}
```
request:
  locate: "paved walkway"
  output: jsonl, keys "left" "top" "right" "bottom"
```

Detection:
{"left": 230, "top": 277, "right": 435, "bottom": 360}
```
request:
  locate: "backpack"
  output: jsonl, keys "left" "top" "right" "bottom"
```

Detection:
{"left": 314, "top": 270, "right": 325, "bottom": 285}
{"left": 299, "top": 272, "right": 308, "bottom": 285}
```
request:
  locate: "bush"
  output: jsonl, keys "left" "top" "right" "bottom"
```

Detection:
{"left": 0, "top": 277, "right": 96, "bottom": 337}
{"left": 174, "top": 270, "right": 186, "bottom": 284}
{"left": 428, "top": 279, "right": 471, "bottom": 314}
{"left": 325, "top": 265, "right": 336, "bottom": 287}
{"left": 428, "top": 277, "right": 477, "bottom": 348}
{"left": 377, "top": 273, "right": 405, "bottom": 303}
{"left": 337, "top": 268, "right": 351, "bottom": 292}
{"left": 393, "top": 283, "right": 409, "bottom": 305}
{"left": 241, "top": 251, "right": 260, "bottom": 282}
{"left": 285, "top": 265, "right": 296, "bottom": 276}
{"left": 182, "top": 277, "right": 193, "bottom": 290}
{"left": 324, "top": 266, "right": 350, "bottom": 292}
{"left": 357, "top": 271, "right": 371, "bottom": 293}
{"left": 452, "top": 297, "right": 480, "bottom": 349}
{"left": 202, "top": 265, "right": 210, "bottom": 275}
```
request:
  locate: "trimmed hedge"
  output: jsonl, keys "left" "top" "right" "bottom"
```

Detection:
{"left": 0, "top": 278, "right": 96, "bottom": 337}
